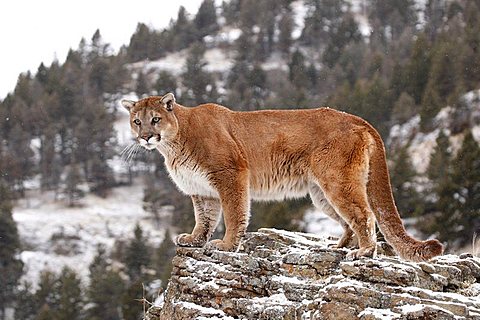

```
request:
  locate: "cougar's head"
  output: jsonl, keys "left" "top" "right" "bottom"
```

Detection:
{"left": 121, "top": 93, "right": 178, "bottom": 150}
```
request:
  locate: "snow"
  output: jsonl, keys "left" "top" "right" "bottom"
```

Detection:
{"left": 209, "top": 27, "right": 242, "bottom": 44}
{"left": 266, "top": 228, "right": 332, "bottom": 247}
{"left": 261, "top": 52, "right": 289, "bottom": 72}
{"left": 472, "top": 125, "right": 480, "bottom": 143}
{"left": 403, "top": 286, "right": 480, "bottom": 306}
{"left": 388, "top": 115, "right": 420, "bottom": 148}
{"left": 408, "top": 129, "right": 439, "bottom": 174}
{"left": 271, "top": 275, "right": 305, "bottom": 285}
{"left": 389, "top": 89, "right": 480, "bottom": 175}
{"left": 251, "top": 292, "right": 294, "bottom": 305}
{"left": 350, "top": 0, "right": 372, "bottom": 37}
{"left": 12, "top": 102, "right": 171, "bottom": 287}
{"left": 358, "top": 307, "right": 401, "bottom": 319}
{"left": 204, "top": 48, "right": 234, "bottom": 73}
{"left": 291, "top": 0, "right": 308, "bottom": 39}
{"left": 128, "top": 47, "right": 233, "bottom": 78}
{"left": 302, "top": 208, "right": 343, "bottom": 238}
{"left": 398, "top": 303, "right": 456, "bottom": 316}
{"left": 178, "top": 301, "right": 228, "bottom": 316}
{"left": 13, "top": 181, "right": 168, "bottom": 287}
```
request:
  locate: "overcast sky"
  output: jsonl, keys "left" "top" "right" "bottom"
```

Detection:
{"left": 0, "top": 0, "right": 204, "bottom": 99}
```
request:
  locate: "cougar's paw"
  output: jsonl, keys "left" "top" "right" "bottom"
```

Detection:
{"left": 346, "top": 246, "right": 376, "bottom": 260}
{"left": 174, "top": 233, "right": 206, "bottom": 247}
{"left": 335, "top": 235, "right": 358, "bottom": 249}
{"left": 205, "top": 239, "right": 238, "bottom": 252}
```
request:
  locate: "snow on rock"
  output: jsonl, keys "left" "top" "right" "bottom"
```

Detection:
{"left": 146, "top": 228, "right": 480, "bottom": 320}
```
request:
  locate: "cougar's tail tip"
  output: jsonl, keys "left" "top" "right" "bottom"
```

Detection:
{"left": 403, "top": 239, "right": 443, "bottom": 262}
{"left": 422, "top": 239, "right": 444, "bottom": 260}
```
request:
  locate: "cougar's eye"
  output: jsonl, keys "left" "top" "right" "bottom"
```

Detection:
{"left": 152, "top": 117, "right": 161, "bottom": 124}
{"left": 133, "top": 119, "right": 141, "bottom": 125}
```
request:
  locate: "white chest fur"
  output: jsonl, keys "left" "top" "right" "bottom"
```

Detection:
{"left": 166, "top": 163, "right": 218, "bottom": 197}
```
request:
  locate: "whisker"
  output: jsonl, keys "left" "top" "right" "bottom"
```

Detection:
{"left": 121, "top": 143, "right": 139, "bottom": 166}
{"left": 126, "top": 144, "right": 138, "bottom": 164}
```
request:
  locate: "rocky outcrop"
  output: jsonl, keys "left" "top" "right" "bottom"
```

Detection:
{"left": 147, "top": 228, "right": 480, "bottom": 320}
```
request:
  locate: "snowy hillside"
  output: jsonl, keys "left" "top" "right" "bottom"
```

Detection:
{"left": 12, "top": 105, "right": 169, "bottom": 286}
{"left": 388, "top": 89, "right": 480, "bottom": 174}
{"left": 15, "top": 182, "right": 167, "bottom": 286}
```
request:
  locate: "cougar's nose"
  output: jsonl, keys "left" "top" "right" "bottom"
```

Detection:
{"left": 141, "top": 134, "right": 153, "bottom": 141}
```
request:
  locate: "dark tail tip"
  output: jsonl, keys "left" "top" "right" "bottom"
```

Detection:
{"left": 421, "top": 239, "right": 444, "bottom": 261}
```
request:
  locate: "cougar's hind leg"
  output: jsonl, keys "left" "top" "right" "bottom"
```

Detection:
{"left": 175, "top": 195, "right": 222, "bottom": 247}
{"left": 309, "top": 184, "right": 357, "bottom": 248}
{"left": 324, "top": 187, "right": 376, "bottom": 259}
{"left": 311, "top": 134, "right": 376, "bottom": 259}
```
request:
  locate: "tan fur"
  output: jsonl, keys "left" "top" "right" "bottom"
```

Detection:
{"left": 122, "top": 94, "right": 443, "bottom": 261}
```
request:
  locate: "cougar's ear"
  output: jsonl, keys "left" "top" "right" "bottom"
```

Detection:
{"left": 161, "top": 92, "right": 175, "bottom": 112}
{"left": 121, "top": 99, "right": 136, "bottom": 112}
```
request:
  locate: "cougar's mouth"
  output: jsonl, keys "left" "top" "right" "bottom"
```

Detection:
{"left": 138, "top": 134, "right": 161, "bottom": 150}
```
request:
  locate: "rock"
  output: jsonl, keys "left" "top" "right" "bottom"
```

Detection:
{"left": 147, "top": 228, "right": 480, "bottom": 320}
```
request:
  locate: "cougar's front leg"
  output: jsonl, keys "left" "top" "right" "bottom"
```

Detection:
{"left": 207, "top": 169, "right": 250, "bottom": 252}
{"left": 175, "top": 195, "right": 221, "bottom": 247}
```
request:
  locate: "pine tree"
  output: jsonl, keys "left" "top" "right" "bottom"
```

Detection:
{"left": 64, "top": 160, "right": 83, "bottom": 207}
{"left": 90, "top": 154, "right": 115, "bottom": 198}
{"left": 6, "top": 121, "right": 34, "bottom": 195}
{"left": 322, "top": 13, "right": 362, "bottom": 68}
{"left": 368, "top": 0, "right": 417, "bottom": 44}
{"left": 389, "top": 146, "right": 421, "bottom": 217}
{"left": 194, "top": 0, "right": 219, "bottom": 39}
{"left": 171, "top": 6, "right": 197, "bottom": 51}
{"left": 55, "top": 267, "right": 83, "bottom": 320}
{"left": 424, "top": 130, "right": 456, "bottom": 243}
{"left": 301, "top": 0, "right": 346, "bottom": 47}
{"left": 127, "top": 23, "right": 153, "bottom": 62}
{"left": 0, "top": 183, "right": 23, "bottom": 320}
{"left": 35, "top": 305, "right": 57, "bottom": 320}
{"left": 427, "top": 130, "right": 451, "bottom": 184}
{"left": 136, "top": 71, "right": 150, "bottom": 97}
{"left": 14, "top": 282, "right": 36, "bottom": 320}
{"left": 425, "top": 0, "right": 447, "bottom": 40}
{"left": 87, "top": 245, "right": 125, "bottom": 320}
{"left": 249, "top": 198, "right": 310, "bottom": 232}
{"left": 391, "top": 92, "right": 416, "bottom": 124}
{"left": 357, "top": 76, "right": 392, "bottom": 138}
{"left": 463, "top": 1, "right": 480, "bottom": 89}
{"left": 34, "top": 270, "right": 59, "bottom": 318}
{"left": 154, "top": 230, "right": 176, "bottom": 289}
{"left": 288, "top": 50, "right": 308, "bottom": 87}
{"left": 449, "top": 131, "right": 480, "bottom": 245}
{"left": 286, "top": 50, "right": 309, "bottom": 107}
{"left": 405, "top": 34, "right": 431, "bottom": 104}
{"left": 124, "top": 223, "right": 151, "bottom": 282}
{"left": 121, "top": 280, "right": 143, "bottom": 320}
{"left": 40, "top": 124, "right": 61, "bottom": 191}
{"left": 278, "top": 9, "right": 293, "bottom": 56}
{"left": 182, "top": 42, "right": 213, "bottom": 105}
{"left": 420, "top": 38, "right": 463, "bottom": 130}
{"left": 155, "top": 71, "right": 177, "bottom": 97}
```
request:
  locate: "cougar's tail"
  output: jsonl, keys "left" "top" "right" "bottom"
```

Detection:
{"left": 366, "top": 130, "right": 443, "bottom": 262}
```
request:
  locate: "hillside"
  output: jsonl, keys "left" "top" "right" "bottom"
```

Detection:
{"left": 147, "top": 229, "right": 480, "bottom": 319}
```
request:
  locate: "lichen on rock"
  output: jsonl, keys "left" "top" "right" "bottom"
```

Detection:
{"left": 147, "top": 228, "right": 480, "bottom": 320}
